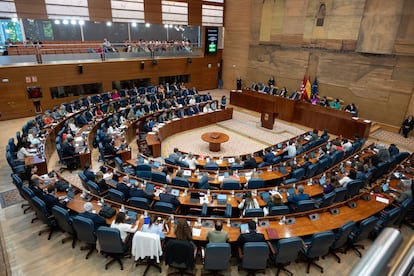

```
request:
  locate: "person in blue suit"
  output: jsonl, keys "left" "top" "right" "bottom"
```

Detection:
{"left": 287, "top": 185, "right": 310, "bottom": 206}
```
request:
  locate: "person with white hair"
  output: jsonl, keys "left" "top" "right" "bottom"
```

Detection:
{"left": 390, "top": 178, "right": 413, "bottom": 203}
{"left": 78, "top": 202, "right": 107, "bottom": 230}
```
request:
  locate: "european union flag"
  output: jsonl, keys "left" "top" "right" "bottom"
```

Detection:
{"left": 311, "top": 77, "right": 318, "bottom": 96}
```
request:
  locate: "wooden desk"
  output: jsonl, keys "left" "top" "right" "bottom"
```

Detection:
{"left": 25, "top": 156, "right": 47, "bottom": 175}
{"left": 146, "top": 133, "right": 161, "bottom": 158}
{"left": 201, "top": 132, "right": 229, "bottom": 152}
{"left": 230, "top": 90, "right": 371, "bottom": 139}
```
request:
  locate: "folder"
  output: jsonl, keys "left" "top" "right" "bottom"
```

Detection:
{"left": 266, "top": 228, "right": 279, "bottom": 240}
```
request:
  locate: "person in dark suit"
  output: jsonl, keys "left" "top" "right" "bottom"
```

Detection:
{"left": 78, "top": 202, "right": 107, "bottom": 231}
{"left": 159, "top": 186, "right": 181, "bottom": 208}
{"left": 129, "top": 182, "right": 154, "bottom": 200}
{"left": 287, "top": 185, "right": 310, "bottom": 206}
{"left": 237, "top": 220, "right": 265, "bottom": 250}
{"left": 279, "top": 87, "right": 288, "bottom": 97}
{"left": 76, "top": 112, "right": 89, "bottom": 127}
{"left": 243, "top": 154, "right": 257, "bottom": 169}
{"left": 61, "top": 137, "right": 80, "bottom": 170}
{"left": 83, "top": 163, "right": 96, "bottom": 182}
{"left": 289, "top": 90, "right": 301, "bottom": 100}
{"left": 262, "top": 149, "right": 275, "bottom": 164}
{"left": 116, "top": 176, "right": 131, "bottom": 200}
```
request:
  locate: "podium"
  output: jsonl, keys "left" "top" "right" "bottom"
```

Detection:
{"left": 261, "top": 112, "right": 276, "bottom": 130}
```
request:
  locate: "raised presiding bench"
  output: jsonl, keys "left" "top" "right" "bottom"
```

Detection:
{"left": 230, "top": 90, "right": 371, "bottom": 139}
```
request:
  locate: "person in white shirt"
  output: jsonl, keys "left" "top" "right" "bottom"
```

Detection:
{"left": 141, "top": 215, "right": 167, "bottom": 240}
{"left": 188, "top": 96, "right": 196, "bottom": 105}
{"left": 342, "top": 138, "right": 353, "bottom": 152}
{"left": 238, "top": 191, "right": 260, "bottom": 217}
{"left": 111, "top": 212, "right": 139, "bottom": 248}
{"left": 17, "top": 142, "right": 37, "bottom": 161}
{"left": 203, "top": 103, "right": 213, "bottom": 113}
{"left": 282, "top": 140, "right": 297, "bottom": 158}
{"left": 183, "top": 153, "right": 198, "bottom": 170}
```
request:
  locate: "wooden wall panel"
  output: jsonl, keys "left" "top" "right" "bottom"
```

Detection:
{"left": 0, "top": 55, "right": 220, "bottom": 121}
{"left": 144, "top": 0, "right": 162, "bottom": 24}
{"left": 222, "top": 0, "right": 252, "bottom": 90}
{"left": 188, "top": 0, "right": 202, "bottom": 26}
{"left": 88, "top": 0, "right": 112, "bottom": 22}
{"left": 14, "top": 0, "right": 47, "bottom": 19}
{"left": 394, "top": 0, "right": 414, "bottom": 56}
{"left": 357, "top": 0, "right": 405, "bottom": 54}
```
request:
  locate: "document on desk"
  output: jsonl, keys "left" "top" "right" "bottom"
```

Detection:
{"left": 192, "top": 228, "right": 201, "bottom": 237}
{"left": 376, "top": 196, "right": 389, "bottom": 205}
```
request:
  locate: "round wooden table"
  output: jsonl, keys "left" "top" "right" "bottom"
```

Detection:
{"left": 201, "top": 132, "right": 229, "bottom": 152}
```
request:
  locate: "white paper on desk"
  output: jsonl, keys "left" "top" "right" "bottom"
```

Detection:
{"left": 245, "top": 172, "right": 253, "bottom": 177}
{"left": 183, "top": 170, "right": 192, "bottom": 176}
{"left": 200, "top": 197, "right": 210, "bottom": 204}
{"left": 216, "top": 159, "right": 223, "bottom": 164}
{"left": 192, "top": 228, "right": 201, "bottom": 237}
{"left": 154, "top": 189, "right": 162, "bottom": 197}
{"left": 103, "top": 173, "right": 113, "bottom": 179}
{"left": 376, "top": 196, "right": 389, "bottom": 204}
{"left": 148, "top": 132, "right": 156, "bottom": 135}
{"left": 74, "top": 137, "right": 83, "bottom": 142}
{"left": 218, "top": 176, "right": 224, "bottom": 182}
{"left": 227, "top": 158, "right": 235, "bottom": 163}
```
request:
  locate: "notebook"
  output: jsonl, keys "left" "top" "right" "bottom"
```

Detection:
{"left": 382, "top": 182, "right": 389, "bottom": 193}
{"left": 145, "top": 183, "right": 154, "bottom": 193}
{"left": 67, "top": 188, "right": 75, "bottom": 200}
{"left": 152, "top": 161, "right": 161, "bottom": 168}
{"left": 319, "top": 175, "right": 326, "bottom": 185}
{"left": 240, "top": 223, "right": 249, "bottom": 233}
{"left": 266, "top": 228, "right": 279, "bottom": 240}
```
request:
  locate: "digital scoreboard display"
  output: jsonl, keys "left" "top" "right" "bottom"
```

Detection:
{"left": 205, "top": 27, "right": 218, "bottom": 54}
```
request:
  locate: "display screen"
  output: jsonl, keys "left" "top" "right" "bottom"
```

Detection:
{"left": 205, "top": 27, "right": 218, "bottom": 54}
{"left": 27, "top": 86, "right": 42, "bottom": 99}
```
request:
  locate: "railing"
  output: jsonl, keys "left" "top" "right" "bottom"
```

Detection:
{"left": 0, "top": 42, "right": 203, "bottom": 65}
{"left": 349, "top": 227, "right": 402, "bottom": 276}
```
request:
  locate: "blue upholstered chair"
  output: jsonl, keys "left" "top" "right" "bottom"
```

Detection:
{"left": 172, "top": 176, "right": 190, "bottom": 188}
{"left": 239, "top": 242, "right": 269, "bottom": 275}
{"left": 294, "top": 200, "right": 316, "bottom": 213}
{"left": 96, "top": 226, "right": 127, "bottom": 270}
{"left": 51, "top": 205, "right": 76, "bottom": 248}
{"left": 244, "top": 208, "right": 265, "bottom": 218}
{"left": 333, "top": 187, "right": 348, "bottom": 203}
{"left": 316, "top": 191, "right": 336, "bottom": 208}
{"left": 108, "top": 188, "right": 125, "bottom": 204}
{"left": 31, "top": 196, "right": 57, "bottom": 240}
{"left": 128, "top": 197, "right": 151, "bottom": 210}
{"left": 299, "top": 230, "right": 335, "bottom": 273}
{"left": 347, "top": 216, "right": 378, "bottom": 257}
{"left": 203, "top": 243, "right": 231, "bottom": 275}
{"left": 247, "top": 178, "right": 265, "bottom": 189}
{"left": 270, "top": 237, "right": 303, "bottom": 275}
{"left": 153, "top": 201, "right": 175, "bottom": 214}
{"left": 269, "top": 205, "right": 290, "bottom": 216}
{"left": 328, "top": 220, "right": 356, "bottom": 263}
{"left": 222, "top": 179, "right": 241, "bottom": 190}
{"left": 151, "top": 171, "right": 167, "bottom": 184}
{"left": 72, "top": 216, "right": 97, "bottom": 259}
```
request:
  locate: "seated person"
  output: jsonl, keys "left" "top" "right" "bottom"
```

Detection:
{"left": 344, "top": 103, "right": 358, "bottom": 115}
{"left": 129, "top": 182, "right": 154, "bottom": 200}
{"left": 287, "top": 185, "right": 310, "bottom": 206}
{"left": 207, "top": 221, "right": 229, "bottom": 243}
{"left": 329, "top": 98, "right": 341, "bottom": 110}
{"left": 390, "top": 179, "right": 412, "bottom": 203}
{"left": 141, "top": 215, "right": 167, "bottom": 240}
{"left": 17, "top": 141, "right": 37, "bottom": 161}
{"left": 339, "top": 169, "right": 357, "bottom": 187}
{"left": 168, "top": 147, "right": 182, "bottom": 163}
{"left": 323, "top": 176, "right": 339, "bottom": 194}
{"left": 262, "top": 149, "right": 275, "bottom": 164}
{"left": 237, "top": 220, "right": 265, "bottom": 250}
{"left": 238, "top": 191, "right": 260, "bottom": 217}
{"left": 94, "top": 171, "right": 108, "bottom": 192}
{"left": 182, "top": 153, "right": 198, "bottom": 170}
{"left": 159, "top": 186, "right": 181, "bottom": 208}
{"left": 83, "top": 163, "right": 96, "bottom": 182}
{"left": 116, "top": 176, "right": 131, "bottom": 199}
{"left": 243, "top": 154, "right": 257, "bottom": 169}
{"left": 388, "top": 143, "right": 400, "bottom": 157}
{"left": 61, "top": 137, "right": 80, "bottom": 170}
{"left": 282, "top": 140, "right": 297, "bottom": 158}
{"left": 319, "top": 96, "right": 329, "bottom": 107}
{"left": 78, "top": 202, "right": 107, "bottom": 231}
{"left": 266, "top": 192, "right": 284, "bottom": 210}
{"left": 111, "top": 211, "right": 138, "bottom": 249}
{"left": 32, "top": 186, "right": 66, "bottom": 213}
{"left": 279, "top": 87, "right": 288, "bottom": 97}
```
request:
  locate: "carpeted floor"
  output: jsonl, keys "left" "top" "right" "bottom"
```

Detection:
{"left": 0, "top": 189, "right": 23, "bottom": 209}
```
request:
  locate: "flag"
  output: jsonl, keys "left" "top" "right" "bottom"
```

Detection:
{"left": 299, "top": 75, "right": 306, "bottom": 100}
{"left": 311, "top": 77, "right": 318, "bottom": 96}
{"left": 305, "top": 76, "right": 311, "bottom": 100}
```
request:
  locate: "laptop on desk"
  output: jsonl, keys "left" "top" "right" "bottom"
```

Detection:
{"left": 287, "top": 187, "right": 295, "bottom": 196}
{"left": 319, "top": 175, "right": 326, "bottom": 186}
{"left": 171, "top": 189, "right": 180, "bottom": 197}
{"left": 240, "top": 223, "right": 249, "bottom": 233}
{"left": 152, "top": 161, "right": 161, "bottom": 169}
{"left": 382, "top": 182, "right": 390, "bottom": 193}
{"left": 145, "top": 183, "right": 154, "bottom": 194}
{"left": 190, "top": 192, "right": 200, "bottom": 203}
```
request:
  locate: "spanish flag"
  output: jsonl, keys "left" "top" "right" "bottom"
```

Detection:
{"left": 305, "top": 76, "right": 311, "bottom": 100}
